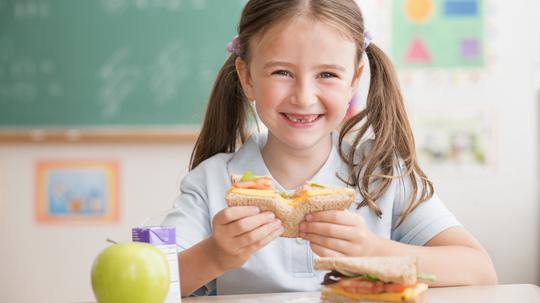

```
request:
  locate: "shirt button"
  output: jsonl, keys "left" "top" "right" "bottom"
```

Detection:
{"left": 296, "top": 238, "right": 306, "bottom": 244}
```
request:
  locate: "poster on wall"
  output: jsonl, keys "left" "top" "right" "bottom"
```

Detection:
{"left": 413, "top": 107, "right": 496, "bottom": 174}
{"left": 392, "top": 0, "right": 484, "bottom": 69}
{"left": 35, "top": 160, "right": 120, "bottom": 224}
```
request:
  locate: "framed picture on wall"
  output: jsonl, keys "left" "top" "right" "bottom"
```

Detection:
{"left": 35, "top": 160, "right": 120, "bottom": 223}
{"left": 412, "top": 106, "right": 497, "bottom": 175}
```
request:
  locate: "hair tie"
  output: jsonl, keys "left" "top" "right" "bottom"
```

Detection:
{"left": 226, "top": 35, "right": 241, "bottom": 56}
{"left": 363, "top": 30, "right": 373, "bottom": 50}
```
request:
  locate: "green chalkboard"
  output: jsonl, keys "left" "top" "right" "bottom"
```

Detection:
{"left": 0, "top": 0, "right": 245, "bottom": 131}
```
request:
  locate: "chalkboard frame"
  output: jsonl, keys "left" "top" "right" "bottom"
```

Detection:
{"left": 0, "top": 128, "right": 198, "bottom": 143}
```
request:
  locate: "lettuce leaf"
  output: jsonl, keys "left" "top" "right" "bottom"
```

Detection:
{"left": 241, "top": 171, "right": 255, "bottom": 182}
{"left": 417, "top": 273, "right": 437, "bottom": 282}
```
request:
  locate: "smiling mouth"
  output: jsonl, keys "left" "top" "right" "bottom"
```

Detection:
{"left": 281, "top": 113, "right": 323, "bottom": 124}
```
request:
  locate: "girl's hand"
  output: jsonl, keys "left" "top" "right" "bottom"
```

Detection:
{"left": 209, "top": 206, "right": 283, "bottom": 271}
{"left": 299, "top": 210, "right": 381, "bottom": 257}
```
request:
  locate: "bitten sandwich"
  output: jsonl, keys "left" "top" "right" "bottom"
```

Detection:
{"left": 314, "top": 256, "right": 436, "bottom": 303}
{"left": 226, "top": 171, "right": 355, "bottom": 237}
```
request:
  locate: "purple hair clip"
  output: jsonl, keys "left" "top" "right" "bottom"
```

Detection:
{"left": 363, "top": 30, "right": 373, "bottom": 50}
{"left": 226, "top": 35, "right": 241, "bottom": 56}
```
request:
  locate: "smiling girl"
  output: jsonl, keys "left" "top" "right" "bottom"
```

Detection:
{"left": 163, "top": 0, "right": 497, "bottom": 297}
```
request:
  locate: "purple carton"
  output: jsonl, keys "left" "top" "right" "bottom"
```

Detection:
{"left": 133, "top": 226, "right": 181, "bottom": 303}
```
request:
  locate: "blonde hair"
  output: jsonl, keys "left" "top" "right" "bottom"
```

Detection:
{"left": 190, "top": 0, "right": 433, "bottom": 226}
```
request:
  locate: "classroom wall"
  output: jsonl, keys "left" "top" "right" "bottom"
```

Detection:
{"left": 0, "top": 143, "right": 193, "bottom": 303}
{"left": 1, "top": 1, "right": 539, "bottom": 303}
{"left": 401, "top": 0, "right": 540, "bottom": 286}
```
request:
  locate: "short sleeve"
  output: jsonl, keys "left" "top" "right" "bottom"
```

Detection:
{"left": 391, "top": 168, "right": 461, "bottom": 246}
{"left": 162, "top": 167, "right": 212, "bottom": 251}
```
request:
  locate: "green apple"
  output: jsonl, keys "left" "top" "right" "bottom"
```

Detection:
{"left": 91, "top": 242, "right": 170, "bottom": 303}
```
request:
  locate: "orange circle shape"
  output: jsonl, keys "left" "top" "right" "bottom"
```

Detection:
{"left": 404, "top": 0, "right": 435, "bottom": 23}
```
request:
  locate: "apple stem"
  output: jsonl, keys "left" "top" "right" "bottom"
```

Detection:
{"left": 106, "top": 238, "right": 118, "bottom": 244}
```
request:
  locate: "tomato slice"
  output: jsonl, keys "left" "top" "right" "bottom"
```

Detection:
{"left": 233, "top": 177, "right": 274, "bottom": 190}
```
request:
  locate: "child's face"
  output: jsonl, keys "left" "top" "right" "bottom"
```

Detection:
{"left": 236, "top": 17, "right": 362, "bottom": 151}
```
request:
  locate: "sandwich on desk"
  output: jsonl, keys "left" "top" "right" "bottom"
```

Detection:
{"left": 314, "top": 256, "right": 436, "bottom": 303}
{"left": 226, "top": 171, "right": 355, "bottom": 237}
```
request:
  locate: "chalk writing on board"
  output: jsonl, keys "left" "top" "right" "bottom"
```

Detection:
{"left": 11, "top": 57, "right": 37, "bottom": 78}
{"left": 0, "top": 57, "right": 61, "bottom": 102}
{"left": 47, "top": 81, "right": 64, "bottom": 97}
{"left": 98, "top": 48, "right": 142, "bottom": 118}
{"left": 149, "top": 40, "right": 190, "bottom": 106}
{"left": 190, "top": 0, "right": 208, "bottom": 10}
{"left": 13, "top": 0, "right": 50, "bottom": 19}
{"left": 197, "top": 62, "right": 214, "bottom": 85}
{"left": 100, "top": 0, "right": 208, "bottom": 14}
{"left": 39, "top": 60, "right": 55, "bottom": 75}
{"left": 196, "top": 47, "right": 218, "bottom": 84}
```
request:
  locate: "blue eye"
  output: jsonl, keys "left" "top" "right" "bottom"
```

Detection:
{"left": 272, "top": 70, "right": 291, "bottom": 77}
{"left": 319, "top": 72, "right": 337, "bottom": 79}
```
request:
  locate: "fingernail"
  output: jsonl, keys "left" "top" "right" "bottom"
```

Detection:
{"left": 305, "top": 214, "right": 313, "bottom": 221}
{"left": 299, "top": 223, "right": 306, "bottom": 231}
{"left": 267, "top": 212, "right": 275, "bottom": 220}
{"left": 251, "top": 207, "right": 260, "bottom": 214}
{"left": 299, "top": 232, "right": 306, "bottom": 238}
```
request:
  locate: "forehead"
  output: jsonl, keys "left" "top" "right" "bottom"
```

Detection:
{"left": 248, "top": 18, "right": 358, "bottom": 68}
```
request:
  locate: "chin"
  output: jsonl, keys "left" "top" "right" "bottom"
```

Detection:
{"left": 274, "top": 130, "right": 332, "bottom": 151}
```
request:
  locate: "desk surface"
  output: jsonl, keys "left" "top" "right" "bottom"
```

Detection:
{"left": 182, "top": 284, "right": 540, "bottom": 303}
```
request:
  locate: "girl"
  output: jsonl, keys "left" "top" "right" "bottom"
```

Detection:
{"left": 163, "top": 0, "right": 497, "bottom": 297}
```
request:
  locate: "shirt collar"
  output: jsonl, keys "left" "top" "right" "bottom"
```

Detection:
{"left": 227, "top": 131, "right": 346, "bottom": 190}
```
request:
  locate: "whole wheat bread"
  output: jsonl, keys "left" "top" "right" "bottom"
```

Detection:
{"left": 314, "top": 256, "right": 418, "bottom": 285}
{"left": 226, "top": 187, "right": 355, "bottom": 238}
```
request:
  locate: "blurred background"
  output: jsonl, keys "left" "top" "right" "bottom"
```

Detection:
{"left": 0, "top": 0, "right": 539, "bottom": 302}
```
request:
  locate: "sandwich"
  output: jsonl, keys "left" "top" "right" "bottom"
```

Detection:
{"left": 226, "top": 171, "right": 355, "bottom": 237}
{"left": 314, "top": 256, "right": 436, "bottom": 303}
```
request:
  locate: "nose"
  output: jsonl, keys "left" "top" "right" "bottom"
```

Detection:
{"left": 290, "top": 77, "right": 318, "bottom": 107}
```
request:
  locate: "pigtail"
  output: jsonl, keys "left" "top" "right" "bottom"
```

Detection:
{"left": 189, "top": 54, "right": 252, "bottom": 170}
{"left": 339, "top": 43, "right": 434, "bottom": 226}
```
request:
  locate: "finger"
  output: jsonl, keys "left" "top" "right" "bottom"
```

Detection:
{"left": 310, "top": 242, "right": 345, "bottom": 257}
{"left": 301, "top": 232, "right": 352, "bottom": 255}
{"left": 236, "top": 219, "right": 283, "bottom": 248}
{"left": 243, "top": 223, "right": 284, "bottom": 254}
{"left": 226, "top": 211, "right": 277, "bottom": 236}
{"left": 299, "top": 221, "right": 353, "bottom": 240}
{"left": 213, "top": 206, "right": 260, "bottom": 225}
{"left": 305, "top": 210, "right": 360, "bottom": 226}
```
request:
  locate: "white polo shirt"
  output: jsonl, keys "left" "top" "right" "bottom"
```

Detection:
{"left": 162, "top": 131, "right": 460, "bottom": 295}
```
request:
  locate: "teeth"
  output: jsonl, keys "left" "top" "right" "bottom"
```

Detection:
{"left": 285, "top": 114, "right": 319, "bottom": 123}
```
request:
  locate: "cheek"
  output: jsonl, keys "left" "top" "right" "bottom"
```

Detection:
{"left": 254, "top": 80, "right": 291, "bottom": 106}
{"left": 319, "top": 83, "right": 353, "bottom": 113}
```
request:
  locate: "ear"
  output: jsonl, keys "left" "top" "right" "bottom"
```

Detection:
{"left": 350, "top": 63, "right": 364, "bottom": 92}
{"left": 235, "top": 57, "right": 255, "bottom": 101}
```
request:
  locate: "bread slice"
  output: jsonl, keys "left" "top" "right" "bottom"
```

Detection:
{"left": 320, "top": 284, "right": 427, "bottom": 303}
{"left": 314, "top": 256, "right": 418, "bottom": 285}
{"left": 226, "top": 187, "right": 355, "bottom": 238}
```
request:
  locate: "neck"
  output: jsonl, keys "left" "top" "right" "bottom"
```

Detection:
{"left": 261, "top": 132, "right": 333, "bottom": 190}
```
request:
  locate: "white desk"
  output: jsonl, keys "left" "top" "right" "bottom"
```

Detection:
{"left": 182, "top": 284, "right": 540, "bottom": 303}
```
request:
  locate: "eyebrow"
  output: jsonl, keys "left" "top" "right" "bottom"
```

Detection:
{"left": 263, "top": 61, "right": 347, "bottom": 72}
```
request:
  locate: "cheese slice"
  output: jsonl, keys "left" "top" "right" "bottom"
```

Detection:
{"left": 228, "top": 188, "right": 280, "bottom": 197}
{"left": 230, "top": 188, "right": 303, "bottom": 207}
{"left": 229, "top": 187, "right": 347, "bottom": 208}
{"left": 329, "top": 283, "right": 428, "bottom": 302}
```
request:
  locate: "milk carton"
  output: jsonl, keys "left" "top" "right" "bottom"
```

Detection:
{"left": 132, "top": 226, "right": 181, "bottom": 303}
